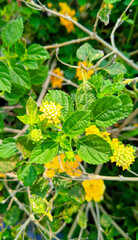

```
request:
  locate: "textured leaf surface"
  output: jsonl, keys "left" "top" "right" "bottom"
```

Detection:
{"left": 17, "top": 164, "right": 37, "bottom": 186}
{"left": 63, "top": 110, "right": 90, "bottom": 137}
{"left": 4, "top": 206, "right": 20, "bottom": 226}
{"left": 31, "top": 178, "right": 49, "bottom": 198}
{"left": 30, "top": 65, "right": 48, "bottom": 85}
{"left": 27, "top": 44, "right": 50, "bottom": 60}
{"left": 0, "top": 62, "right": 11, "bottom": 93}
{"left": 30, "top": 140, "right": 59, "bottom": 164}
{"left": 15, "top": 42, "right": 25, "bottom": 57}
{"left": 30, "top": 195, "right": 46, "bottom": 214}
{"left": 0, "top": 114, "right": 4, "bottom": 132}
{"left": 0, "top": 138, "right": 18, "bottom": 158}
{"left": 1, "top": 18, "right": 23, "bottom": 46}
{"left": 26, "top": 96, "right": 38, "bottom": 117}
{"left": 98, "top": 4, "right": 111, "bottom": 25}
{"left": 0, "top": 157, "right": 18, "bottom": 172}
{"left": 4, "top": 84, "right": 25, "bottom": 101}
{"left": 77, "top": 43, "right": 104, "bottom": 62}
{"left": 10, "top": 64, "right": 31, "bottom": 89}
{"left": 16, "top": 135, "right": 36, "bottom": 159}
{"left": 119, "top": 94, "right": 133, "bottom": 119}
{"left": 90, "top": 96, "right": 122, "bottom": 127}
{"left": 75, "top": 81, "right": 97, "bottom": 110}
{"left": 78, "top": 211, "right": 87, "bottom": 228}
{"left": 89, "top": 73, "right": 103, "bottom": 94}
{"left": 77, "top": 134, "right": 112, "bottom": 164}
{"left": 104, "top": 62, "right": 127, "bottom": 75}
{"left": 45, "top": 90, "right": 74, "bottom": 120}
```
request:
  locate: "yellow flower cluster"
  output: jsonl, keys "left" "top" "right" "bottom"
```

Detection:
{"left": 39, "top": 101, "right": 62, "bottom": 125}
{"left": 110, "top": 139, "right": 135, "bottom": 170}
{"left": 85, "top": 125, "right": 110, "bottom": 140}
{"left": 59, "top": 3, "right": 77, "bottom": 33}
{"left": 43, "top": 154, "right": 82, "bottom": 178}
{"left": 85, "top": 125, "right": 135, "bottom": 170}
{"left": 30, "top": 129, "right": 43, "bottom": 142}
{"left": 82, "top": 179, "right": 106, "bottom": 202}
{"left": 76, "top": 61, "right": 94, "bottom": 81}
{"left": 50, "top": 68, "right": 64, "bottom": 88}
{"left": 101, "top": 2, "right": 113, "bottom": 10}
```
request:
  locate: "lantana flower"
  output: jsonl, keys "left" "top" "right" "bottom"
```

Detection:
{"left": 50, "top": 68, "right": 64, "bottom": 88}
{"left": 76, "top": 61, "right": 94, "bottom": 80}
{"left": 30, "top": 129, "right": 43, "bottom": 142}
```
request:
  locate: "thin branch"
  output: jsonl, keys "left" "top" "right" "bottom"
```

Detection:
{"left": 73, "top": 174, "right": 138, "bottom": 182}
{"left": 49, "top": 71, "right": 78, "bottom": 88}
{"left": 56, "top": 48, "right": 79, "bottom": 69}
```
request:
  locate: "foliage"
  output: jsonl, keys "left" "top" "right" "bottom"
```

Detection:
{"left": 0, "top": 0, "right": 137, "bottom": 239}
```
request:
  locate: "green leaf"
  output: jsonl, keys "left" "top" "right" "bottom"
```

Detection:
{"left": 15, "top": 42, "right": 25, "bottom": 57}
{"left": 4, "top": 205, "right": 20, "bottom": 226}
{"left": 100, "top": 213, "right": 112, "bottom": 228}
{"left": 97, "top": 80, "right": 113, "bottom": 98}
{"left": 0, "top": 157, "right": 18, "bottom": 172}
{"left": 90, "top": 96, "right": 122, "bottom": 127}
{"left": 0, "top": 138, "right": 18, "bottom": 158}
{"left": 62, "top": 110, "right": 90, "bottom": 137}
{"left": 31, "top": 178, "right": 49, "bottom": 198}
{"left": 78, "top": 0, "right": 87, "bottom": 5}
{"left": 75, "top": 81, "right": 97, "bottom": 110}
{"left": 30, "top": 195, "right": 46, "bottom": 214}
{"left": 76, "top": 43, "right": 104, "bottom": 63}
{"left": 29, "top": 140, "right": 59, "bottom": 164}
{"left": 0, "top": 61, "right": 11, "bottom": 93}
{"left": 29, "top": 65, "right": 48, "bottom": 85}
{"left": 10, "top": 64, "right": 31, "bottom": 89}
{"left": 89, "top": 73, "right": 103, "bottom": 94}
{"left": 105, "top": 0, "right": 121, "bottom": 3}
{"left": 119, "top": 93, "right": 133, "bottom": 119}
{"left": 22, "top": 60, "right": 38, "bottom": 70}
{"left": 1, "top": 18, "right": 23, "bottom": 47}
{"left": 103, "top": 62, "right": 127, "bottom": 75}
{"left": 0, "top": 114, "right": 4, "bottom": 132}
{"left": 26, "top": 96, "right": 38, "bottom": 117}
{"left": 60, "top": 137, "right": 72, "bottom": 151}
{"left": 78, "top": 211, "right": 87, "bottom": 228}
{"left": 68, "top": 186, "right": 85, "bottom": 204}
{"left": 45, "top": 90, "right": 74, "bottom": 120}
{"left": 16, "top": 135, "right": 36, "bottom": 159}
{"left": 34, "top": 164, "right": 45, "bottom": 175}
{"left": 98, "top": 4, "right": 111, "bottom": 25}
{"left": 27, "top": 44, "right": 50, "bottom": 60}
{"left": 17, "top": 164, "right": 37, "bottom": 186}
{"left": 77, "top": 134, "right": 112, "bottom": 164}
{"left": 4, "top": 84, "right": 25, "bottom": 101}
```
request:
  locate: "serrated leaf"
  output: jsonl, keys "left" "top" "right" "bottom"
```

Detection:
{"left": 77, "top": 43, "right": 104, "bottom": 63}
{"left": 0, "top": 138, "right": 18, "bottom": 158}
{"left": 77, "top": 134, "right": 112, "bottom": 164}
{"left": 97, "top": 80, "right": 113, "bottom": 98}
{"left": 90, "top": 96, "right": 122, "bottom": 127}
{"left": 17, "top": 114, "right": 38, "bottom": 125}
{"left": 60, "top": 137, "right": 72, "bottom": 151}
{"left": 16, "top": 135, "right": 36, "bottom": 159}
{"left": 68, "top": 186, "right": 85, "bottom": 204}
{"left": 15, "top": 42, "right": 25, "bottom": 57}
{"left": 119, "top": 94, "right": 133, "bottom": 119}
{"left": 4, "top": 84, "right": 25, "bottom": 101}
{"left": 89, "top": 73, "right": 103, "bottom": 93}
{"left": 30, "top": 195, "right": 46, "bottom": 214}
{"left": 0, "top": 114, "right": 4, "bottom": 132}
{"left": 27, "top": 44, "right": 50, "bottom": 60}
{"left": 31, "top": 178, "right": 49, "bottom": 198}
{"left": 0, "top": 157, "right": 18, "bottom": 172}
{"left": 29, "top": 140, "right": 59, "bottom": 164}
{"left": 4, "top": 205, "right": 20, "bottom": 226}
{"left": 0, "top": 62, "right": 11, "bottom": 93}
{"left": 1, "top": 18, "right": 23, "bottom": 47}
{"left": 10, "top": 64, "right": 31, "bottom": 89}
{"left": 22, "top": 60, "right": 38, "bottom": 70}
{"left": 62, "top": 110, "right": 90, "bottom": 137}
{"left": 98, "top": 4, "right": 111, "bottom": 25}
{"left": 26, "top": 96, "right": 38, "bottom": 117}
{"left": 104, "top": 62, "right": 127, "bottom": 75}
{"left": 78, "top": 211, "right": 87, "bottom": 228}
{"left": 45, "top": 90, "right": 74, "bottom": 120}
{"left": 17, "top": 164, "right": 37, "bottom": 186}
{"left": 75, "top": 81, "right": 97, "bottom": 110}
{"left": 29, "top": 65, "right": 48, "bottom": 84}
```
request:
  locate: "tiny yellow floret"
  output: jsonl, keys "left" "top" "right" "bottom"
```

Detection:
{"left": 59, "top": 3, "right": 77, "bottom": 33}
{"left": 39, "top": 101, "right": 62, "bottom": 125}
{"left": 82, "top": 179, "right": 106, "bottom": 202}
{"left": 76, "top": 61, "right": 94, "bottom": 81}
{"left": 50, "top": 68, "right": 64, "bottom": 88}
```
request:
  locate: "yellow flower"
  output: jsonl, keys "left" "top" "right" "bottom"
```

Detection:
{"left": 39, "top": 101, "right": 62, "bottom": 125}
{"left": 85, "top": 125, "right": 100, "bottom": 135}
{"left": 50, "top": 68, "right": 64, "bottom": 88}
{"left": 82, "top": 179, "right": 106, "bottom": 202}
{"left": 47, "top": 2, "right": 53, "bottom": 8}
{"left": 59, "top": 3, "right": 77, "bottom": 33}
{"left": 0, "top": 173, "right": 5, "bottom": 178}
{"left": 30, "top": 129, "right": 43, "bottom": 142}
{"left": 43, "top": 154, "right": 82, "bottom": 178}
{"left": 110, "top": 139, "right": 135, "bottom": 170}
{"left": 76, "top": 61, "right": 94, "bottom": 81}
